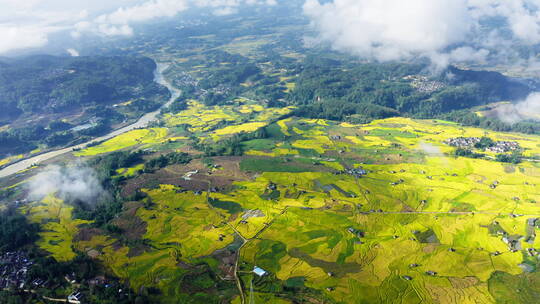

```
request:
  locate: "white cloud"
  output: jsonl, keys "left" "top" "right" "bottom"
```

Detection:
{"left": 304, "top": 0, "right": 540, "bottom": 67}
{"left": 0, "top": 0, "right": 90, "bottom": 53}
{"left": 304, "top": 0, "right": 473, "bottom": 62}
{"left": 0, "top": 25, "right": 51, "bottom": 54}
{"left": 495, "top": 92, "right": 540, "bottom": 123}
{"left": 213, "top": 7, "right": 238, "bottom": 16}
{"left": 27, "top": 163, "right": 108, "bottom": 204}
{"left": 0, "top": 0, "right": 280, "bottom": 54}
{"left": 86, "top": 0, "right": 190, "bottom": 36}
{"left": 96, "top": 23, "right": 134, "bottom": 36}
{"left": 429, "top": 47, "right": 490, "bottom": 71}
{"left": 3, "top": 0, "right": 540, "bottom": 61}
{"left": 419, "top": 141, "right": 445, "bottom": 157}
{"left": 74, "top": 0, "right": 281, "bottom": 37}
{"left": 479, "top": 1, "right": 540, "bottom": 43}
{"left": 98, "top": 0, "right": 189, "bottom": 25}
{"left": 66, "top": 48, "right": 80, "bottom": 56}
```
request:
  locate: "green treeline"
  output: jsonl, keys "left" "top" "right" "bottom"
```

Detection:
{"left": 441, "top": 110, "right": 540, "bottom": 135}
{"left": 0, "top": 55, "right": 159, "bottom": 118}
{"left": 0, "top": 206, "right": 40, "bottom": 252}
{"left": 286, "top": 57, "right": 530, "bottom": 122}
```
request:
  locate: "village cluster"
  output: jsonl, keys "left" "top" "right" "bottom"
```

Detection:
{"left": 337, "top": 167, "right": 368, "bottom": 178}
{"left": 0, "top": 251, "right": 34, "bottom": 290}
{"left": 403, "top": 75, "right": 446, "bottom": 93}
{"left": 171, "top": 69, "right": 231, "bottom": 101}
{"left": 0, "top": 249, "right": 125, "bottom": 303}
{"left": 171, "top": 71, "right": 198, "bottom": 88}
{"left": 492, "top": 217, "right": 540, "bottom": 272}
{"left": 487, "top": 141, "right": 521, "bottom": 153}
{"left": 444, "top": 137, "right": 520, "bottom": 153}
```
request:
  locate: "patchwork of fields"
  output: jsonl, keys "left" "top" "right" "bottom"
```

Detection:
{"left": 21, "top": 195, "right": 92, "bottom": 262}
{"left": 15, "top": 99, "right": 540, "bottom": 303}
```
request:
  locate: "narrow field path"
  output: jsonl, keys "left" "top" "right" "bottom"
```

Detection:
{"left": 200, "top": 179, "right": 247, "bottom": 304}
{"left": 200, "top": 177, "right": 291, "bottom": 304}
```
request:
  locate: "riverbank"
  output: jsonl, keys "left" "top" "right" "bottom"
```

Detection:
{"left": 0, "top": 62, "right": 179, "bottom": 179}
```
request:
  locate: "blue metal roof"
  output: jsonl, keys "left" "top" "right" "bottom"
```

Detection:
{"left": 253, "top": 266, "right": 268, "bottom": 276}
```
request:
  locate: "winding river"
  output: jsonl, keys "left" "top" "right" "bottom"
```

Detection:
{"left": 0, "top": 63, "right": 180, "bottom": 179}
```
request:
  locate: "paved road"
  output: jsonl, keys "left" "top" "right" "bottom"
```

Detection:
{"left": 0, "top": 63, "right": 179, "bottom": 179}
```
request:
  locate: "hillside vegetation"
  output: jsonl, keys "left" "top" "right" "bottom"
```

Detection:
{"left": 0, "top": 55, "right": 168, "bottom": 159}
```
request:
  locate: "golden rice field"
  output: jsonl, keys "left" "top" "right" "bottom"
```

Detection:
{"left": 233, "top": 165, "right": 540, "bottom": 303}
{"left": 165, "top": 101, "right": 269, "bottom": 128}
{"left": 212, "top": 122, "right": 268, "bottom": 138}
{"left": 68, "top": 99, "right": 292, "bottom": 159}
{"left": 162, "top": 100, "right": 293, "bottom": 141}
{"left": 233, "top": 117, "right": 540, "bottom": 303}
{"left": 139, "top": 185, "right": 235, "bottom": 258}
{"left": 66, "top": 185, "right": 237, "bottom": 301}
{"left": 238, "top": 104, "right": 264, "bottom": 114}
{"left": 254, "top": 106, "right": 295, "bottom": 121}
{"left": 21, "top": 112, "right": 540, "bottom": 303}
{"left": 162, "top": 101, "right": 238, "bottom": 131}
{"left": 0, "top": 154, "right": 24, "bottom": 167}
{"left": 219, "top": 37, "right": 273, "bottom": 57}
{"left": 115, "top": 163, "right": 145, "bottom": 178}
{"left": 244, "top": 116, "right": 540, "bottom": 162}
{"left": 75, "top": 128, "right": 168, "bottom": 156}
{"left": 277, "top": 118, "right": 293, "bottom": 136}
{"left": 21, "top": 195, "right": 92, "bottom": 262}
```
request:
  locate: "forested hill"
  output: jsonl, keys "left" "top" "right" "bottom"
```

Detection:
{"left": 288, "top": 58, "right": 531, "bottom": 122}
{"left": 0, "top": 55, "right": 159, "bottom": 121}
{"left": 0, "top": 55, "right": 169, "bottom": 159}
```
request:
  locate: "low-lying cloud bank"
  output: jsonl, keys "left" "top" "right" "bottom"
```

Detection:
{"left": 4, "top": 0, "right": 540, "bottom": 68}
{"left": 303, "top": 0, "right": 540, "bottom": 69}
{"left": 27, "top": 163, "right": 107, "bottom": 204}
{"left": 419, "top": 142, "right": 444, "bottom": 158}
{"left": 495, "top": 92, "right": 540, "bottom": 124}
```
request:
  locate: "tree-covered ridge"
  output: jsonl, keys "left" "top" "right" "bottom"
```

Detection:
{"left": 287, "top": 57, "right": 531, "bottom": 122}
{"left": 0, "top": 55, "right": 159, "bottom": 118}
{"left": 165, "top": 44, "right": 533, "bottom": 129}
{"left": 0, "top": 55, "right": 168, "bottom": 159}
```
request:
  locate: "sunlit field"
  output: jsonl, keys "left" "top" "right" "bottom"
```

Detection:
{"left": 75, "top": 128, "right": 169, "bottom": 156}
{"left": 21, "top": 195, "right": 92, "bottom": 262}
{"left": 18, "top": 105, "right": 540, "bottom": 302}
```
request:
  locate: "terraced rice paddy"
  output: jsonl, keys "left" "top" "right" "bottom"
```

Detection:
{"left": 228, "top": 117, "right": 540, "bottom": 303}
{"left": 20, "top": 109, "right": 540, "bottom": 303}
{"left": 219, "top": 36, "right": 273, "bottom": 57}
{"left": 161, "top": 100, "right": 293, "bottom": 141}
{"left": 21, "top": 195, "right": 92, "bottom": 261}
{"left": 115, "top": 164, "right": 145, "bottom": 178}
{"left": 212, "top": 122, "right": 268, "bottom": 140}
{"left": 75, "top": 128, "right": 169, "bottom": 156}
{"left": 58, "top": 184, "right": 242, "bottom": 302}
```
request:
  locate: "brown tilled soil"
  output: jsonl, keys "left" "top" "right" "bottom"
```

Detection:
{"left": 401, "top": 203, "right": 415, "bottom": 212}
{"left": 121, "top": 157, "right": 253, "bottom": 197}
{"left": 127, "top": 245, "right": 150, "bottom": 258}
{"left": 212, "top": 248, "right": 238, "bottom": 281}
{"left": 74, "top": 227, "right": 104, "bottom": 242}
{"left": 111, "top": 201, "right": 147, "bottom": 241}
{"left": 449, "top": 276, "right": 480, "bottom": 289}
{"left": 74, "top": 201, "right": 150, "bottom": 258}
